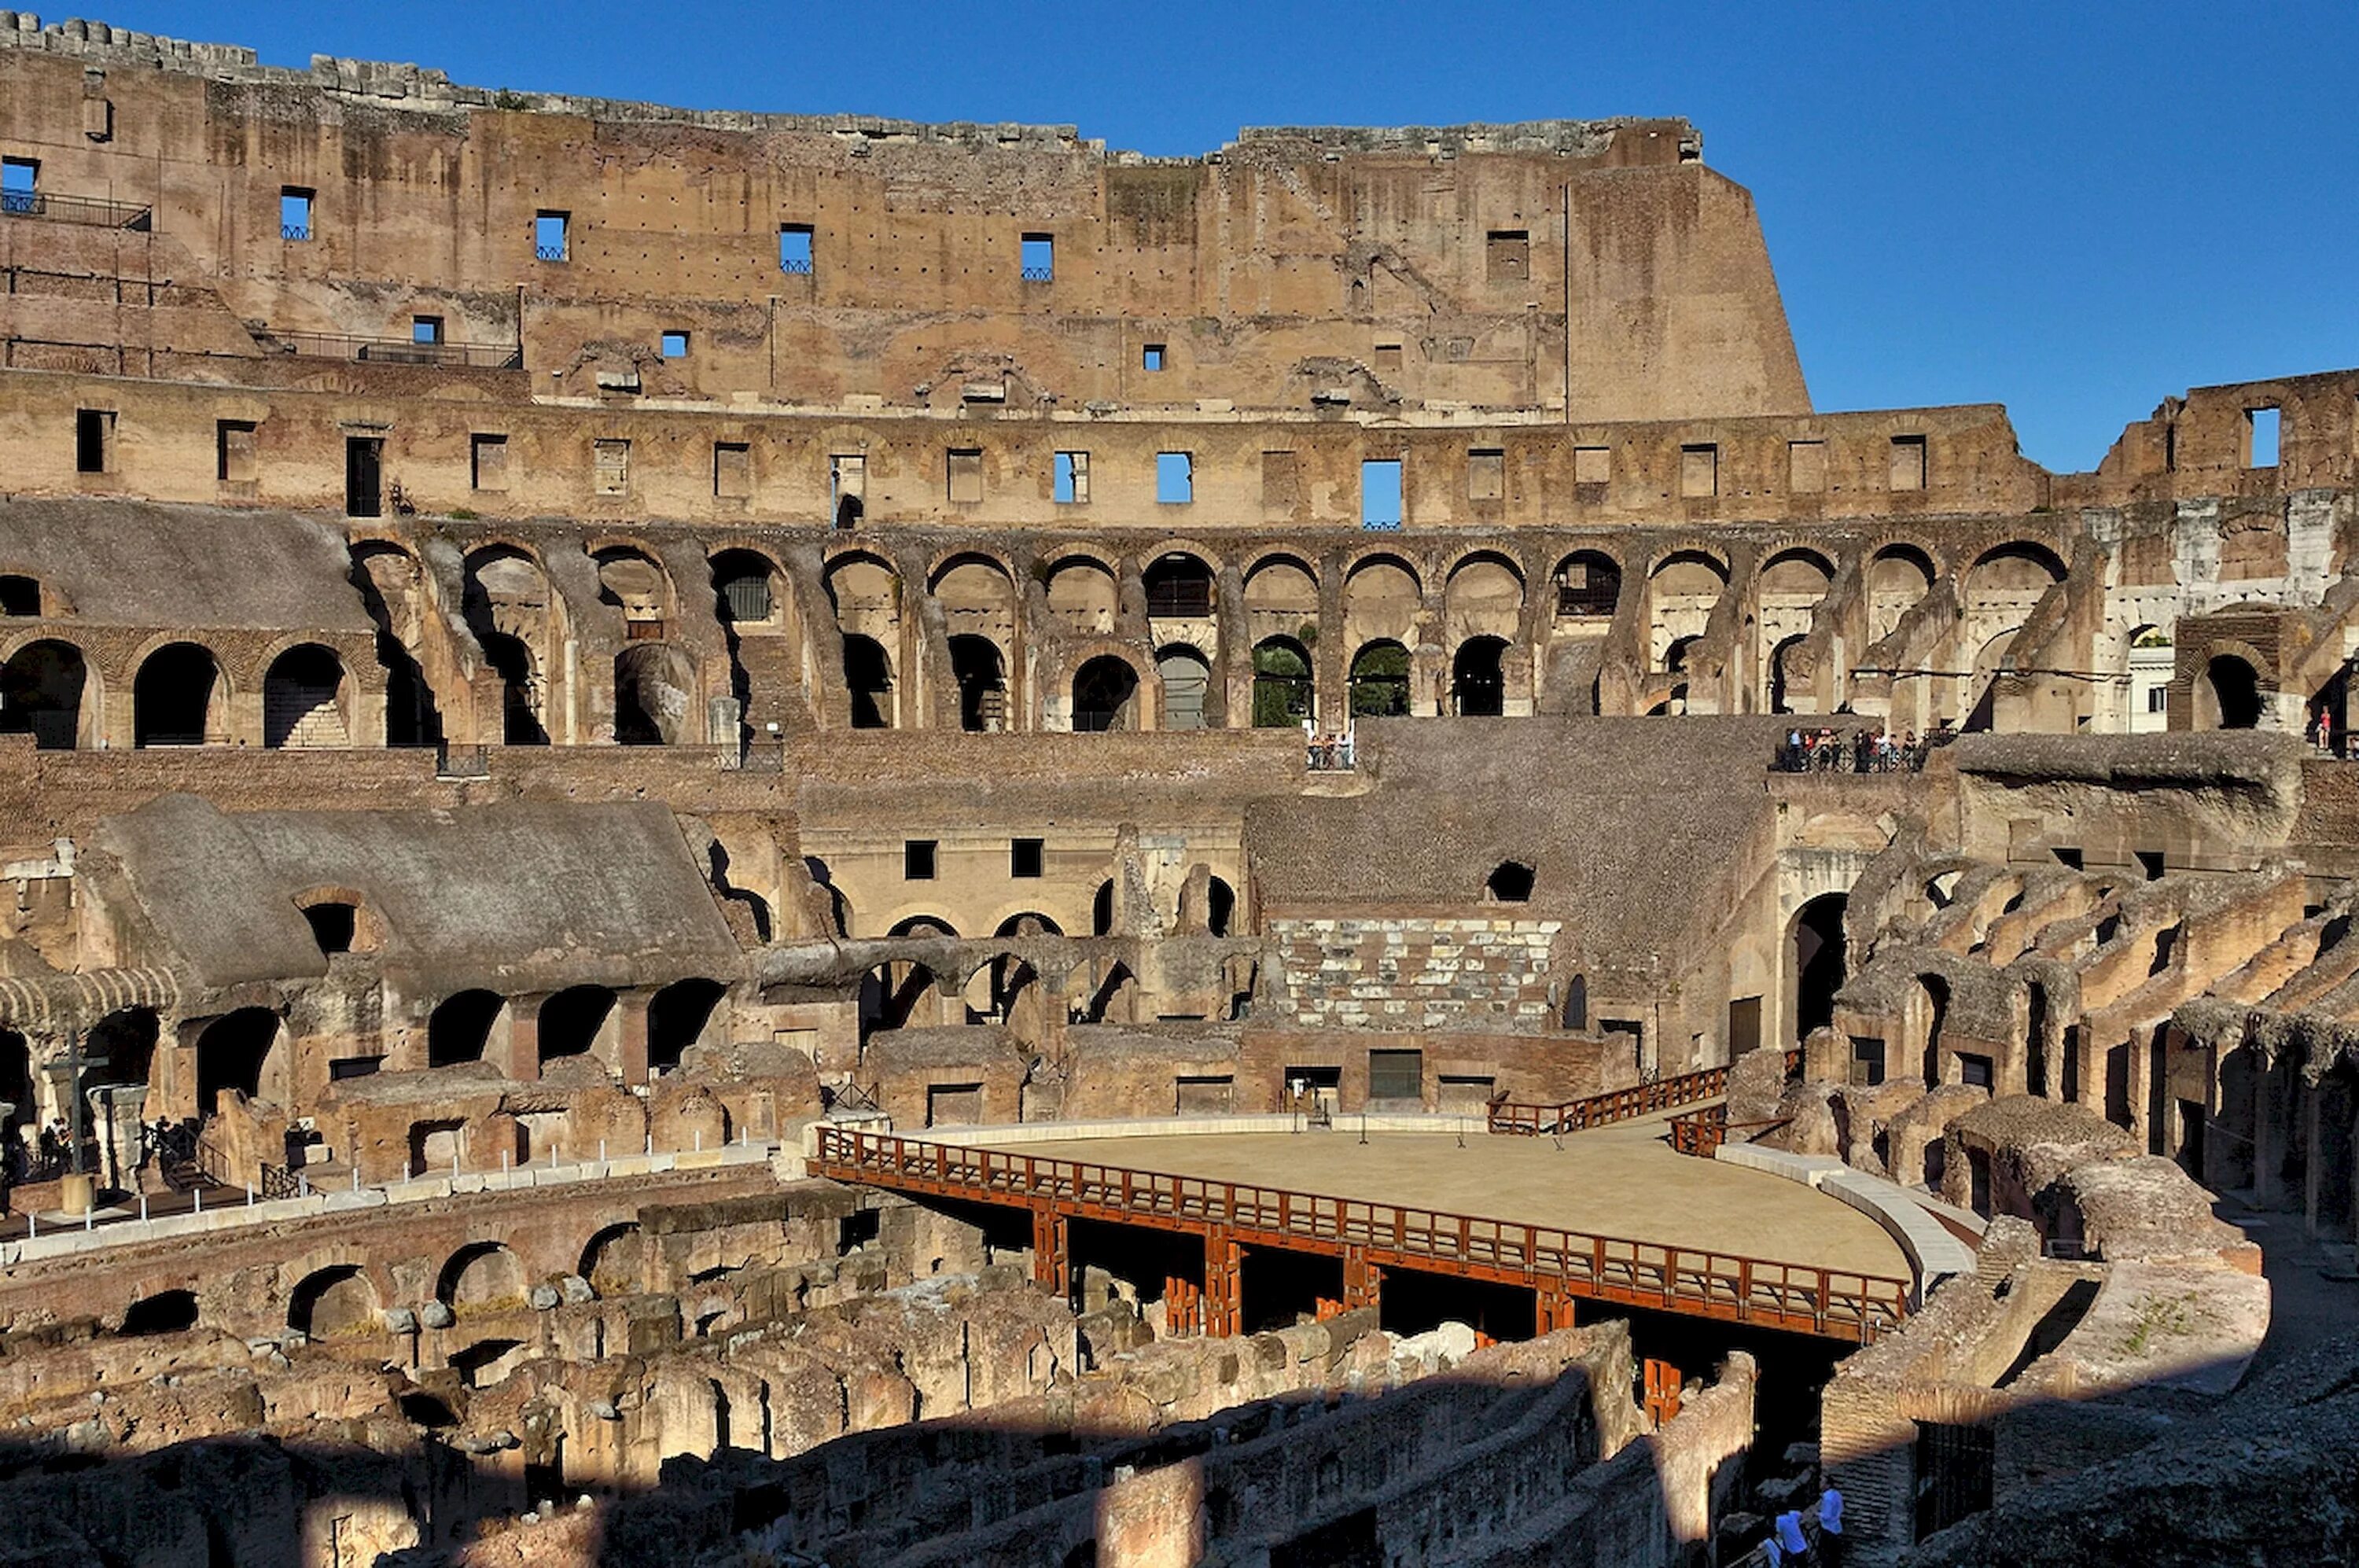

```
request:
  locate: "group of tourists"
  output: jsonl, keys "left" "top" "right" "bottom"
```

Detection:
{"left": 1304, "top": 730, "right": 1356, "bottom": 771}
{"left": 1776, "top": 725, "right": 1944, "bottom": 775}
{"left": 6, "top": 1117, "right": 79, "bottom": 1184}
{"left": 1762, "top": 1486, "right": 1844, "bottom": 1565}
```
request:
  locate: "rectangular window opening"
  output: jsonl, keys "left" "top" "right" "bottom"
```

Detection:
{"left": 713, "top": 440, "right": 752, "bottom": 499}
{"left": 2135, "top": 848, "right": 2166, "bottom": 881}
{"left": 1485, "top": 229, "right": 1530, "bottom": 283}
{"left": 470, "top": 432, "right": 509, "bottom": 491}
{"left": 778, "top": 223, "right": 814, "bottom": 274}
{"left": 593, "top": 437, "right": 631, "bottom": 496}
{"left": 1788, "top": 440, "right": 1827, "bottom": 493}
{"left": 1573, "top": 444, "right": 1610, "bottom": 486}
{"left": 2145, "top": 686, "right": 2169, "bottom": 715}
{"left": 535, "top": 210, "right": 570, "bottom": 262}
{"left": 1142, "top": 342, "right": 1167, "bottom": 372}
{"left": 1361, "top": 457, "right": 1404, "bottom": 531}
{"left": 947, "top": 447, "right": 984, "bottom": 505}
{"left": 1367, "top": 1048, "right": 1424, "bottom": 1102}
{"left": 1010, "top": 837, "right": 1044, "bottom": 879}
{"left": 279, "top": 186, "right": 312, "bottom": 241}
{"left": 1680, "top": 444, "right": 1719, "bottom": 499}
{"left": 1890, "top": 433, "right": 1927, "bottom": 491}
{"left": 216, "top": 419, "right": 257, "bottom": 484}
{"left": 1849, "top": 1036, "right": 1887, "bottom": 1087}
{"left": 1467, "top": 447, "right": 1505, "bottom": 502}
{"left": 1021, "top": 232, "right": 1054, "bottom": 282}
{"left": 904, "top": 840, "right": 938, "bottom": 881}
{"left": 411, "top": 315, "right": 443, "bottom": 346}
{"left": 1, "top": 157, "right": 37, "bottom": 216}
{"left": 1054, "top": 451, "right": 1089, "bottom": 505}
{"left": 660, "top": 330, "right": 690, "bottom": 359}
{"left": 75, "top": 407, "right": 114, "bottom": 474}
{"left": 1374, "top": 342, "right": 1404, "bottom": 374}
{"left": 1156, "top": 451, "right": 1194, "bottom": 505}
{"left": 2247, "top": 407, "right": 2280, "bottom": 469}
{"left": 344, "top": 435, "right": 383, "bottom": 517}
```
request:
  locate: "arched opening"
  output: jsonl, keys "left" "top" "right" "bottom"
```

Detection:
{"left": 1143, "top": 553, "right": 1216, "bottom": 619}
{"left": 133, "top": 642, "right": 222, "bottom": 747}
{"left": 351, "top": 543, "right": 441, "bottom": 749}
{"left": 580, "top": 1223, "right": 644, "bottom": 1297}
{"left": 87, "top": 1009, "right": 157, "bottom": 1095}
{"left": 1349, "top": 640, "right": 1411, "bottom": 718}
{"left": 1485, "top": 861, "right": 1535, "bottom": 903}
{"left": 300, "top": 898, "right": 359, "bottom": 955}
{"left": 649, "top": 978, "right": 726, "bottom": 1073}
{"left": 2206, "top": 654, "right": 2264, "bottom": 730}
{"left": 843, "top": 634, "right": 893, "bottom": 729}
{"left": 1919, "top": 973, "right": 1952, "bottom": 1088}
{"left": 1554, "top": 551, "right": 1621, "bottom": 618}
{"left": 437, "top": 1241, "right": 526, "bottom": 1312}
{"left": 1156, "top": 646, "right": 1211, "bottom": 731}
{"left": 1868, "top": 546, "right": 1936, "bottom": 643}
{"left": 194, "top": 1008, "right": 282, "bottom": 1117}
{"left": 1251, "top": 637, "right": 1314, "bottom": 727}
{"left": 428, "top": 990, "right": 505, "bottom": 1068}
{"left": 593, "top": 547, "right": 671, "bottom": 639}
{"left": 538, "top": 985, "right": 617, "bottom": 1068}
{"left": 614, "top": 642, "right": 697, "bottom": 745}
{"left": 262, "top": 643, "right": 350, "bottom": 749}
{"left": 480, "top": 631, "right": 547, "bottom": 745}
{"left": 995, "top": 911, "right": 1065, "bottom": 938}
{"left": 289, "top": 1265, "right": 377, "bottom": 1338}
{"left": 0, "top": 639, "right": 88, "bottom": 749}
{"left": 1207, "top": 876, "right": 1237, "bottom": 937}
{"left": 1768, "top": 635, "right": 1809, "bottom": 715}
{"left": 1043, "top": 557, "right": 1118, "bottom": 635}
{"left": 859, "top": 960, "right": 940, "bottom": 1040}
{"left": 948, "top": 635, "right": 1007, "bottom": 733}
{"left": 710, "top": 550, "right": 777, "bottom": 628}
{"left": 1073, "top": 657, "right": 1139, "bottom": 732}
{"left": 119, "top": 1290, "right": 200, "bottom": 1336}
{"left": 887, "top": 915, "right": 959, "bottom": 939}
{"left": 1092, "top": 879, "right": 1116, "bottom": 937}
{"left": 1452, "top": 637, "right": 1508, "bottom": 716}
{"left": 1792, "top": 893, "right": 1848, "bottom": 1044}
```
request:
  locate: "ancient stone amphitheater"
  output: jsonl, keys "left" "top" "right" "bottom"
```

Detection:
{"left": 0, "top": 14, "right": 2346, "bottom": 1566}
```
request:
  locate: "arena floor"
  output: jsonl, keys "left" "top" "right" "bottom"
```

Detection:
{"left": 1015, "top": 1113, "right": 1911, "bottom": 1279}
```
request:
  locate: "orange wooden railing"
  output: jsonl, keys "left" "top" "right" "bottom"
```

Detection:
{"left": 1665, "top": 1103, "right": 1795, "bottom": 1158}
{"left": 1487, "top": 1049, "right": 1800, "bottom": 1136}
{"left": 808, "top": 1124, "right": 1910, "bottom": 1342}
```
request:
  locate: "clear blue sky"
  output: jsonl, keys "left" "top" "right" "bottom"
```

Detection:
{"left": 86, "top": 0, "right": 2359, "bottom": 472}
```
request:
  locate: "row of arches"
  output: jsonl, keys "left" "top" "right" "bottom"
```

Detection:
{"left": 0, "top": 639, "right": 358, "bottom": 750}
{"left": 425, "top": 978, "right": 727, "bottom": 1074}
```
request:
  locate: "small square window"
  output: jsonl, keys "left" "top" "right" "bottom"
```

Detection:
{"left": 1890, "top": 433, "right": 1927, "bottom": 491}
{"left": 471, "top": 432, "right": 509, "bottom": 491}
{"left": 75, "top": 408, "right": 113, "bottom": 474}
{"left": 411, "top": 315, "right": 443, "bottom": 346}
{"left": 1142, "top": 343, "right": 1167, "bottom": 372}
{"left": 1374, "top": 342, "right": 1404, "bottom": 374}
{"left": 1361, "top": 458, "right": 1404, "bottom": 531}
{"left": 279, "top": 186, "right": 312, "bottom": 241}
{"left": 2, "top": 157, "right": 37, "bottom": 216}
{"left": 1467, "top": 447, "right": 1505, "bottom": 502}
{"left": 535, "top": 211, "right": 570, "bottom": 262}
{"left": 1054, "top": 451, "right": 1089, "bottom": 504}
{"left": 1156, "top": 451, "right": 1193, "bottom": 504}
{"left": 661, "top": 330, "right": 690, "bottom": 359}
{"left": 1573, "top": 445, "right": 1610, "bottom": 485}
{"left": 904, "top": 840, "right": 938, "bottom": 881}
{"left": 1010, "top": 837, "right": 1044, "bottom": 879}
{"left": 2247, "top": 407, "right": 2280, "bottom": 469}
{"left": 1486, "top": 229, "right": 1530, "bottom": 282}
{"left": 1680, "top": 444, "right": 1718, "bottom": 499}
{"left": 778, "top": 223, "right": 814, "bottom": 274}
{"left": 1021, "top": 232, "right": 1054, "bottom": 282}
{"left": 216, "top": 419, "right": 257, "bottom": 484}
{"left": 947, "top": 447, "right": 984, "bottom": 504}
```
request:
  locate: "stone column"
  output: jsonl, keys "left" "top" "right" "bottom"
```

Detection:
{"left": 502, "top": 997, "right": 543, "bottom": 1084}
{"left": 616, "top": 992, "right": 651, "bottom": 1088}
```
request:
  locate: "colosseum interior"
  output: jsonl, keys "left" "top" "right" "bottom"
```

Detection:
{"left": 0, "top": 13, "right": 2349, "bottom": 1567}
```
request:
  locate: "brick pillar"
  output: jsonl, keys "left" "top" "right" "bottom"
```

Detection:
{"left": 616, "top": 992, "right": 651, "bottom": 1088}
{"left": 502, "top": 997, "right": 542, "bottom": 1084}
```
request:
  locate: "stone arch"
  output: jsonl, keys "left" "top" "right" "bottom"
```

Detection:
{"left": 289, "top": 1264, "right": 379, "bottom": 1338}
{"left": 119, "top": 1289, "right": 201, "bottom": 1336}
{"left": 1043, "top": 554, "right": 1119, "bottom": 636}
{"left": 261, "top": 642, "right": 352, "bottom": 749}
{"left": 580, "top": 1222, "right": 644, "bottom": 1297}
{"left": 436, "top": 1241, "right": 526, "bottom": 1312}
{"left": 949, "top": 634, "right": 1009, "bottom": 732}
{"left": 1156, "top": 643, "right": 1212, "bottom": 731}
{"left": 1143, "top": 550, "right": 1217, "bottom": 620}
{"left": 1792, "top": 893, "right": 1848, "bottom": 1044}
{"left": 614, "top": 641, "right": 698, "bottom": 745}
{"left": 1343, "top": 554, "right": 1423, "bottom": 648}
{"left": 1349, "top": 639, "right": 1411, "bottom": 718}
{"left": 592, "top": 544, "right": 674, "bottom": 638}
{"left": 0, "top": 638, "right": 93, "bottom": 749}
{"left": 649, "top": 978, "right": 727, "bottom": 1073}
{"left": 1769, "top": 634, "right": 1810, "bottom": 713}
{"left": 1647, "top": 551, "right": 1728, "bottom": 672}
{"left": 429, "top": 989, "right": 508, "bottom": 1068}
{"left": 133, "top": 641, "right": 226, "bottom": 747}
{"left": 1444, "top": 552, "right": 1525, "bottom": 644}
{"left": 538, "top": 985, "right": 619, "bottom": 1069}
{"left": 194, "top": 1007, "right": 285, "bottom": 1116}
{"left": 1250, "top": 636, "right": 1314, "bottom": 727}
{"left": 1207, "top": 875, "right": 1238, "bottom": 937}
{"left": 480, "top": 630, "right": 547, "bottom": 745}
{"left": 1868, "top": 543, "right": 1938, "bottom": 643}
{"left": 1552, "top": 550, "right": 1622, "bottom": 618}
{"left": 1073, "top": 654, "right": 1143, "bottom": 732}
{"left": 995, "top": 911, "right": 1065, "bottom": 938}
{"left": 709, "top": 547, "right": 783, "bottom": 628}
{"left": 2200, "top": 650, "right": 2265, "bottom": 731}
{"left": 842, "top": 633, "right": 895, "bottom": 729}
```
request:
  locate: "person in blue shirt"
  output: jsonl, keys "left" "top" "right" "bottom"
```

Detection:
{"left": 1817, "top": 1486, "right": 1845, "bottom": 1565}
{"left": 1776, "top": 1508, "right": 1813, "bottom": 1564}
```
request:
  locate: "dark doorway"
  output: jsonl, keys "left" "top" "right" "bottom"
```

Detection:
{"left": 0, "top": 639, "right": 86, "bottom": 749}
{"left": 1792, "top": 893, "right": 1848, "bottom": 1043}
{"left": 650, "top": 978, "right": 726, "bottom": 1073}
{"left": 194, "top": 1008, "right": 279, "bottom": 1116}
{"left": 134, "top": 643, "right": 219, "bottom": 747}
{"left": 429, "top": 990, "right": 503, "bottom": 1067}
{"left": 1349, "top": 640, "right": 1411, "bottom": 718}
{"left": 1452, "top": 636, "right": 1507, "bottom": 716}
{"left": 844, "top": 634, "right": 892, "bottom": 728}
{"left": 480, "top": 632, "right": 547, "bottom": 745}
{"left": 1072, "top": 657, "right": 1138, "bottom": 732}
{"left": 948, "top": 635, "right": 1006, "bottom": 732}
{"left": 2206, "top": 655, "right": 2264, "bottom": 730}
{"left": 344, "top": 436, "right": 383, "bottom": 517}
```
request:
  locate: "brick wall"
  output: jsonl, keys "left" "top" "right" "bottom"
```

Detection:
{"left": 1270, "top": 913, "right": 1563, "bottom": 1029}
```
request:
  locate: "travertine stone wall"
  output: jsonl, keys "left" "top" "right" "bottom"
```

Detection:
{"left": 1269, "top": 913, "right": 1562, "bottom": 1029}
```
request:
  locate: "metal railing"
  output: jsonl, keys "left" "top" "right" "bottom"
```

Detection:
{"left": 1487, "top": 1050, "right": 1799, "bottom": 1137}
{"left": 1021, "top": 266, "right": 1054, "bottom": 282}
{"left": 256, "top": 1161, "right": 305, "bottom": 1202}
{"left": 435, "top": 742, "right": 491, "bottom": 779}
{"left": 1361, "top": 517, "right": 1403, "bottom": 532}
{"left": 809, "top": 1124, "right": 1911, "bottom": 1341}
{"left": 1666, "top": 1103, "right": 1795, "bottom": 1158}
{"left": 535, "top": 244, "right": 569, "bottom": 262}
{"left": 1555, "top": 583, "right": 1620, "bottom": 617}
{"left": 0, "top": 190, "right": 152, "bottom": 230}
{"left": 281, "top": 223, "right": 311, "bottom": 241}
{"left": 1774, "top": 731, "right": 1938, "bottom": 775}
{"left": 259, "top": 330, "right": 522, "bottom": 370}
{"left": 779, "top": 256, "right": 813, "bottom": 276}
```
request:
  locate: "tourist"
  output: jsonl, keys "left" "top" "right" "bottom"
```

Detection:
{"left": 1776, "top": 1507, "right": 1813, "bottom": 1565}
{"left": 1817, "top": 1485, "right": 1845, "bottom": 1564}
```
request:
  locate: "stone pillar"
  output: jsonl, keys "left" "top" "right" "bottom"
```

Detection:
{"left": 2306, "top": 1083, "right": 2324, "bottom": 1236}
{"left": 616, "top": 992, "right": 651, "bottom": 1088}
{"left": 502, "top": 997, "right": 543, "bottom": 1084}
